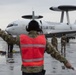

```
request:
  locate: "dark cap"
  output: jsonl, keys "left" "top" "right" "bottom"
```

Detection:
{"left": 26, "top": 20, "right": 42, "bottom": 32}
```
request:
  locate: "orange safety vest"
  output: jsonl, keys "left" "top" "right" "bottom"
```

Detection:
{"left": 20, "top": 34, "right": 46, "bottom": 67}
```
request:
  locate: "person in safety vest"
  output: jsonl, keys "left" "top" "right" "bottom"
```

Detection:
{"left": 51, "top": 34, "right": 58, "bottom": 51}
{"left": 0, "top": 20, "right": 74, "bottom": 75}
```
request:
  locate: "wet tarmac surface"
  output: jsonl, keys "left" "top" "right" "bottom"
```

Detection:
{"left": 0, "top": 38, "right": 76, "bottom": 75}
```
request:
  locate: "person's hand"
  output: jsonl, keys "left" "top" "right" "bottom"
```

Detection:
{"left": 64, "top": 61, "right": 74, "bottom": 70}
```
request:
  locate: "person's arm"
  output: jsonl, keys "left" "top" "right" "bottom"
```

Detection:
{"left": 0, "top": 29, "right": 20, "bottom": 46}
{"left": 45, "top": 40, "right": 74, "bottom": 69}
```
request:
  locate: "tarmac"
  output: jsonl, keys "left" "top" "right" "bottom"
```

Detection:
{"left": 0, "top": 38, "right": 76, "bottom": 75}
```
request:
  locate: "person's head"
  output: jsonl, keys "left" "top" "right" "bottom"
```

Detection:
{"left": 26, "top": 20, "right": 42, "bottom": 32}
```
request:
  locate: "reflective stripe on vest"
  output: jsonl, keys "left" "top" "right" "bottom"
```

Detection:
{"left": 22, "top": 58, "right": 43, "bottom": 62}
{"left": 21, "top": 44, "right": 45, "bottom": 48}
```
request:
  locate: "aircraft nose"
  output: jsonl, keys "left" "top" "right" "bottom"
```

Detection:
{"left": 5, "top": 27, "right": 12, "bottom": 34}
{"left": 5, "top": 28, "right": 9, "bottom": 33}
{"left": 5, "top": 28, "right": 7, "bottom": 31}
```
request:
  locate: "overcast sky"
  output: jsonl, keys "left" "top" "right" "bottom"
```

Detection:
{"left": 0, "top": 0, "right": 76, "bottom": 30}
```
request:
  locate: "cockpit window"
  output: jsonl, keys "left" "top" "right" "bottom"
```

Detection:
{"left": 7, "top": 24, "right": 18, "bottom": 28}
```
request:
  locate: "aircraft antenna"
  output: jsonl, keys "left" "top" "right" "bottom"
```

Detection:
{"left": 60, "top": 11, "right": 70, "bottom": 25}
{"left": 50, "top": 5, "right": 76, "bottom": 25}
{"left": 22, "top": 11, "right": 43, "bottom": 19}
{"left": 60, "top": 11, "right": 64, "bottom": 23}
{"left": 66, "top": 11, "right": 70, "bottom": 25}
{"left": 32, "top": 11, "right": 35, "bottom": 20}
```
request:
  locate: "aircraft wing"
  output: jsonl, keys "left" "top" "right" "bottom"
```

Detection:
{"left": 47, "top": 30, "right": 76, "bottom": 34}
{"left": 22, "top": 15, "right": 43, "bottom": 19}
{"left": 46, "top": 30, "right": 76, "bottom": 37}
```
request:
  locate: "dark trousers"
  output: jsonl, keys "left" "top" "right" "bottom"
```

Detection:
{"left": 8, "top": 44, "right": 13, "bottom": 53}
{"left": 8, "top": 44, "right": 13, "bottom": 58}
{"left": 22, "top": 70, "right": 46, "bottom": 75}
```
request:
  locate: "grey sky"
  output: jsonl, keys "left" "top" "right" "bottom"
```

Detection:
{"left": 0, "top": 0, "right": 76, "bottom": 29}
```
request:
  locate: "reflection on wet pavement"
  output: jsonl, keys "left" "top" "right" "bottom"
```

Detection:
{"left": 0, "top": 38, "right": 76, "bottom": 75}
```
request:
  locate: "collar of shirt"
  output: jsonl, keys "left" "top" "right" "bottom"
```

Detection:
{"left": 28, "top": 31, "right": 39, "bottom": 38}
